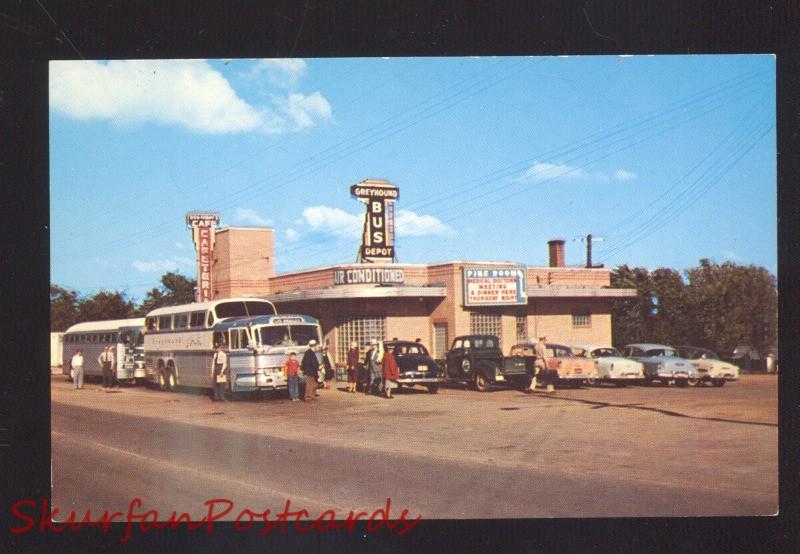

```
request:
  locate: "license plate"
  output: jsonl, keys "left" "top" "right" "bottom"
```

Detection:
{"left": 417, "top": 365, "right": 428, "bottom": 372}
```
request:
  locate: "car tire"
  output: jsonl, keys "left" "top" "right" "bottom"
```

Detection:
{"left": 586, "top": 377, "right": 597, "bottom": 386}
{"left": 686, "top": 378, "right": 700, "bottom": 387}
{"left": 158, "top": 369, "right": 167, "bottom": 391}
{"left": 427, "top": 385, "right": 439, "bottom": 394}
{"left": 675, "top": 379, "right": 688, "bottom": 387}
{"left": 712, "top": 379, "right": 725, "bottom": 387}
{"left": 615, "top": 381, "right": 627, "bottom": 388}
{"left": 473, "top": 372, "right": 490, "bottom": 392}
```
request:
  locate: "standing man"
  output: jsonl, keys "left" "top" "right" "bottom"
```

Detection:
{"left": 301, "top": 339, "right": 320, "bottom": 401}
{"left": 98, "top": 346, "right": 115, "bottom": 389}
{"left": 532, "top": 336, "right": 555, "bottom": 393}
{"left": 71, "top": 349, "right": 84, "bottom": 390}
{"left": 362, "top": 340, "right": 376, "bottom": 394}
{"left": 211, "top": 343, "right": 228, "bottom": 402}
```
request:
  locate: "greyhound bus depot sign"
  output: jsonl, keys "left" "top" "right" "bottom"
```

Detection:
{"left": 463, "top": 267, "right": 528, "bottom": 306}
{"left": 186, "top": 212, "right": 220, "bottom": 302}
{"left": 351, "top": 179, "right": 399, "bottom": 262}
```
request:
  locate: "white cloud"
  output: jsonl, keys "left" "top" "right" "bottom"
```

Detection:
{"left": 524, "top": 161, "right": 638, "bottom": 184}
{"left": 285, "top": 228, "right": 299, "bottom": 241}
{"left": 252, "top": 59, "right": 308, "bottom": 88}
{"left": 234, "top": 207, "right": 273, "bottom": 226}
{"left": 132, "top": 257, "right": 195, "bottom": 273}
{"left": 49, "top": 60, "right": 332, "bottom": 135}
{"left": 300, "top": 205, "right": 452, "bottom": 238}
{"left": 301, "top": 206, "right": 363, "bottom": 237}
{"left": 613, "top": 169, "right": 638, "bottom": 181}
{"left": 395, "top": 210, "right": 453, "bottom": 237}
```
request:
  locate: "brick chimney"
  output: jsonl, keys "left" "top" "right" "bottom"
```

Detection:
{"left": 548, "top": 239, "right": 565, "bottom": 267}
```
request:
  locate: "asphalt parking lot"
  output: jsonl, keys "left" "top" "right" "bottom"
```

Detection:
{"left": 51, "top": 373, "right": 777, "bottom": 519}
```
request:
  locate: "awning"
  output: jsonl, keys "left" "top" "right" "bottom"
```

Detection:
{"left": 260, "top": 285, "right": 448, "bottom": 303}
{"left": 526, "top": 286, "right": 638, "bottom": 298}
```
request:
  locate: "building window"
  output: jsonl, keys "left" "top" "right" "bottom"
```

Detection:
{"left": 516, "top": 314, "right": 528, "bottom": 342}
{"left": 433, "top": 323, "right": 448, "bottom": 360}
{"left": 572, "top": 310, "right": 591, "bottom": 328}
{"left": 336, "top": 316, "right": 386, "bottom": 364}
{"left": 469, "top": 312, "right": 502, "bottom": 344}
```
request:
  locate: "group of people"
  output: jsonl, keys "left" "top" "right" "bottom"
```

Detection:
{"left": 69, "top": 346, "right": 117, "bottom": 390}
{"left": 344, "top": 339, "right": 400, "bottom": 399}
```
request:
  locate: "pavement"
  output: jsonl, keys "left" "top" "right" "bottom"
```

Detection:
{"left": 51, "top": 374, "right": 777, "bottom": 520}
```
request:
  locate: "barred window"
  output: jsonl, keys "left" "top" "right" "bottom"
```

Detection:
{"left": 469, "top": 312, "right": 502, "bottom": 345}
{"left": 572, "top": 310, "right": 591, "bottom": 328}
{"left": 516, "top": 314, "right": 528, "bottom": 342}
{"left": 336, "top": 316, "right": 386, "bottom": 364}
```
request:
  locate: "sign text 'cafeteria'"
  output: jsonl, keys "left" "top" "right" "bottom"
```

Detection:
{"left": 186, "top": 212, "right": 220, "bottom": 302}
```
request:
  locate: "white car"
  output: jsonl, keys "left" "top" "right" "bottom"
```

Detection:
{"left": 676, "top": 346, "right": 740, "bottom": 387}
{"left": 571, "top": 344, "right": 644, "bottom": 386}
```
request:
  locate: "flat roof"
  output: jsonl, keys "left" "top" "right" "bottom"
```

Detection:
{"left": 261, "top": 285, "right": 448, "bottom": 302}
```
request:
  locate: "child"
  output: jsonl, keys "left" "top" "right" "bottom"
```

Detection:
{"left": 282, "top": 351, "right": 301, "bottom": 402}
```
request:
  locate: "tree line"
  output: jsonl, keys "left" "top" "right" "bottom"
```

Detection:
{"left": 50, "top": 272, "right": 196, "bottom": 331}
{"left": 611, "top": 259, "right": 777, "bottom": 358}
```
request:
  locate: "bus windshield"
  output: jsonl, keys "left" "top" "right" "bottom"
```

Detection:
{"left": 259, "top": 324, "right": 320, "bottom": 347}
{"left": 215, "top": 300, "right": 275, "bottom": 319}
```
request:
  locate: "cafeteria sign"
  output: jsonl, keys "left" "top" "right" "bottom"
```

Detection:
{"left": 186, "top": 212, "right": 220, "bottom": 302}
{"left": 463, "top": 267, "right": 527, "bottom": 306}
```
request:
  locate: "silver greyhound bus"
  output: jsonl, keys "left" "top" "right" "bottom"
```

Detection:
{"left": 62, "top": 318, "right": 146, "bottom": 384}
{"left": 143, "top": 298, "right": 322, "bottom": 394}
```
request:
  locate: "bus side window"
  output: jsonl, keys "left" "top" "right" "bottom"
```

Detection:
{"left": 176, "top": 313, "right": 189, "bottom": 329}
{"left": 230, "top": 330, "right": 240, "bottom": 349}
{"left": 158, "top": 315, "right": 172, "bottom": 330}
{"left": 206, "top": 312, "right": 214, "bottom": 328}
{"left": 239, "top": 329, "right": 250, "bottom": 348}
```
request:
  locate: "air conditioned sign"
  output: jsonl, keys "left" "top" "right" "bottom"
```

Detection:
{"left": 463, "top": 267, "right": 528, "bottom": 306}
{"left": 333, "top": 267, "right": 405, "bottom": 285}
{"left": 350, "top": 179, "right": 399, "bottom": 262}
{"left": 186, "top": 212, "right": 220, "bottom": 302}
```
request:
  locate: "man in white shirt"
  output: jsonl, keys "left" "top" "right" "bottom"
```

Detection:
{"left": 98, "top": 346, "right": 116, "bottom": 388}
{"left": 211, "top": 343, "right": 228, "bottom": 402}
{"left": 71, "top": 349, "right": 84, "bottom": 390}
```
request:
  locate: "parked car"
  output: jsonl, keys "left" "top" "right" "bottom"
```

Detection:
{"left": 384, "top": 340, "right": 447, "bottom": 394}
{"left": 622, "top": 343, "right": 701, "bottom": 387}
{"left": 510, "top": 341, "right": 597, "bottom": 387}
{"left": 675, "top": 346, "right": 739, "bottom": 387}
{"left": 570, "top": 344, "right": 644, "bottom": 386}
{"left": 445, "top": 335, "right": 530, "bottom": 392}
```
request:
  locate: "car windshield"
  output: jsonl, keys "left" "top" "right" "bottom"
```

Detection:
{"left": 592, "top": 348, "right": 620, "bottom": 358}
{"left": 259, "top": 324, "right": 319, "bottom": 346}
{"left": 645, "top": 348, "right": 676, "bottom": 357}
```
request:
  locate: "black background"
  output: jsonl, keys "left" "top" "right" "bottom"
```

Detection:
{"left": 1, "top": 1, "right": 798, "bottom": 551}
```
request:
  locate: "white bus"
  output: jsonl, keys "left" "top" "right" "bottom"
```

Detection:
{"left": 62, "top": 318, "right": 146, "bottom": 384}
{"left": 142, "top": 298, "right": 322, "bottom": 395}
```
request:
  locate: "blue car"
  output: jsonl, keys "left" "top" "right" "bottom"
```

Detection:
{"left": 622, "top": 343, "right": 701, "bottom": 387}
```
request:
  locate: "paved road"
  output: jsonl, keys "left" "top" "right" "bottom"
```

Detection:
{"left": 51, "top": 375, "right": 777, "bottom": 520}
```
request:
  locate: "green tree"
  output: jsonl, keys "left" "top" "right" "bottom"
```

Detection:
{"left": 650, "top": 268, "right": 689, "bottom": 345}
{"left": 77, "top": 290, "right": 135, "bottom": 322}
{"left": 684, "top": 259, "right": 777, "bottom": 357}
{"left": 135, "top": 271, "right": 196, "bottom": 315}
{"left": 51, "top": 285, "right": 79, "bottom": 331}
{"left": 610, "top": 265, "right": 655, "bottom": 347}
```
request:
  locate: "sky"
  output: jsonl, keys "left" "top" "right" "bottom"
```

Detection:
{"left": 49, "top": 55, "right": 776, "bottom": 302}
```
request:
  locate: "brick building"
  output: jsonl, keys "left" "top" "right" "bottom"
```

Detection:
{"left": 211, "top": 227, "right": 637, "bottom": 363}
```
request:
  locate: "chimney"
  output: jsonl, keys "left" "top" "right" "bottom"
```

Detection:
{"left": 548, "top": 239, "right": 565, "bottom": 267}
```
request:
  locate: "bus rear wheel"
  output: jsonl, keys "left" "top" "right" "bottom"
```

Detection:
{"left": 166, "top": 364, "right": 177, "bottom": 391}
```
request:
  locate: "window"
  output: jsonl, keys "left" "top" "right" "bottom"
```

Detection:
{"left": 433, "top": 323, "right": 448, "bottom": 359}
{"left": 213, "top": 331, "right": 227, "bottom": 348}
{"left": 239, "top": 329, "right": 250, "bottom": 348}
{"left": 146, "top": 317, "right": 158, "bottom": 331}
{"left": 176, "top": 313, "right": 189, "bottom": 328}
{"left": 336, "top": 316, "right": 386, "bottom": 364}
{"left": 452, "top": 339, "right": 463, "bottom": 350}
{"left": 214, "top": 300, "right": 275, "bottom": 319}
{"left": 230, "top": 330, "right": 240, "bottom": 349}
{"left": 190, "top": 311, "right": 206, "bottom": 328}
{"left": 469, "top": 312, "right": 502, "bottom": 345}
{"left": 572, "top": 310, "right": 591, "bottom": 328}
{"left": 516, "top": 314, "right": 528, "bottom": 342}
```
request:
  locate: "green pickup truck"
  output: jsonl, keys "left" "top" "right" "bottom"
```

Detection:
{"left": 444, "top": 334, "right": 531, "bottom": 392}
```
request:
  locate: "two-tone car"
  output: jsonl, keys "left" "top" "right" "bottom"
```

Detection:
{"left": 570, "top": 344, "right": 644, "bottom": 386}
{"left": 622, "top": 343, "right": 701, "bottom": 387}
{"left": 385, "top": 340, "right": 447, "bottom": 394}
{"left": 509, "top": 341, "right": 597, "bottom": 387}
{"left": 675, "top": 346, "right": 740, "bottom": 387}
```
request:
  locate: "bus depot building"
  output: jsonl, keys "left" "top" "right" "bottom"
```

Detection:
{"left": 209, "top": 227, "right": 637, "bottom": 365}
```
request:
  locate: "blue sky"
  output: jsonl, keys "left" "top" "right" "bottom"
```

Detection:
{"left": 49, "top": 55, "right": 776, "bottom": 302}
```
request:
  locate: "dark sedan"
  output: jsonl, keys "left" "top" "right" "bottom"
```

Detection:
{"left": 385, "top": 340, "right": 447, "bottom": 394}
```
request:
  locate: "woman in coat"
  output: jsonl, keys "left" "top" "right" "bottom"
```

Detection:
{"left": 382, "top": 341, "right": 400, "bottom": 399}
{"left": 346, "top": 341, "right": 360, "bottom": 393}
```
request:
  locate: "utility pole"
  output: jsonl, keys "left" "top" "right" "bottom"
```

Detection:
{"left": 574, "top": 234, "right": 605, "bottom": 268}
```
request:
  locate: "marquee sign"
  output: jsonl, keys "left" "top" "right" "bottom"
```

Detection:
{"left": 350, "top": 179, "right": 399, "bottom": 263}
{"left": 463, "top": 267, "right": 528, "bottom": 306}
{"left": 186, "top": 212, "right": 220, "bottom": 302}
{"left": 333, "top": 267, "right": 405, "bottom": 285}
